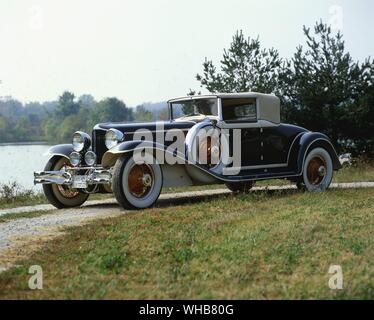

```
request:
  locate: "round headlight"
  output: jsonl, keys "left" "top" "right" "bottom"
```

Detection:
{"left": 84, "top": 151, "right": 97, "bottom": 166}
{"left": 105, "top": 129, "right": 124, "bottom": 149}
{"left": 69, "top": 152, "right": 81, "bottom": 167}
{"left": 72, "top": 131, "right": 91, "bottom": 152}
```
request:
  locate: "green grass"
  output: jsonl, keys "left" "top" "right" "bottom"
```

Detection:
{"left": 334, "top": 163, "right": 374, "bottom": 183}
{"left": 1, "top": 188, "right": 374, "bottom": 299}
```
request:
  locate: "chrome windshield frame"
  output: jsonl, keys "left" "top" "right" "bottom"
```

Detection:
{"left": 169, "top": 97, "right": 220, "bottom": 121}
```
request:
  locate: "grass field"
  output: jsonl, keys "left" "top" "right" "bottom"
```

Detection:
{"left": 1, "top": 187, "right": 374, "bottom": 299}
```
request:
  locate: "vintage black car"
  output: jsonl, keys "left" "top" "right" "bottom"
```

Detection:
{"left": 34, "top": 93, "right": 342, "bottom": 210}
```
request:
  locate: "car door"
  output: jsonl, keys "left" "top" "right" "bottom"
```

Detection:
{"left": 260, "top": 127, "right": 288, "bottom": 165}
{"left": 220, "top": 98, "right": 261, "bottom": 168}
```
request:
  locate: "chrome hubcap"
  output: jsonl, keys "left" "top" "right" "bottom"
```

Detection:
{"left": 142, "top": 173, "right": 152, "bottom": 187}
{"left": 318, "top": 166, "right": 326, "bottom": 177}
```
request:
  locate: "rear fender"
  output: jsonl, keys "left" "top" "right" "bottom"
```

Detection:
{"left": 291, "top": 132, "right": 342, "bottom": 173}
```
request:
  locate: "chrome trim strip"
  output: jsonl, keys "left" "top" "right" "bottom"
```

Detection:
{"left": 217, "top": 98, "right": 223, "bottom": 121}
{"left": 113, "top": 128, "right": 191, "bottom": 135}
{"left": 225, "top": 163, "right": 288, "bottom": 172}
{"left": 286, "top": 132, "right": 305, "bottom": 164}
{"left": 218, "top": 119, "right": 279, "bottom": 129}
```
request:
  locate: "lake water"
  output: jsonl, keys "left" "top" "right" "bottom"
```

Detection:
{"left": 0, "top": 144, "right": 52, "bottom": 191}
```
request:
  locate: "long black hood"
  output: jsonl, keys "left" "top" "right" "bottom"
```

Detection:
{"left": 92, "top": 121, "right": 196, "bottom": 163}
{"left": 94, "top": 120, "right": 196, "bottom": 133}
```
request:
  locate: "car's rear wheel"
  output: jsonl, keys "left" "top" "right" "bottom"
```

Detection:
{"left": 112, "top": 154, "right": 163, "bottom": 210}
{"left": 297, "top": 147, "right": 333, "bottom": 192}
{"left": 43, "top": 156, "right": 89, "bottom": 209}
{"left": 226, "top": 181, "right": 254, "bottom": 193}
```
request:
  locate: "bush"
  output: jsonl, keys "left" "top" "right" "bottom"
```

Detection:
{"left": 0, "top": 181, "right": 42, "bottom": 206}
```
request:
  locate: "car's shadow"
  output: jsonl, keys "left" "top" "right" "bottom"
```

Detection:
{"left": 83, "top": 187, "right": 301, "bottom": 211}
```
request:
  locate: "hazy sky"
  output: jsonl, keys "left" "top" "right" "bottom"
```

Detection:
{"left": 0, "top": 0, "right": 373, "bottom": 106}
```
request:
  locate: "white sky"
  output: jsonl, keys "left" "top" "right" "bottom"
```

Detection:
{"left": 0, "top": 0, "right": 373, "bottom": 106}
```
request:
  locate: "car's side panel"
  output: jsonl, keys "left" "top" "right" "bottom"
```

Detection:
{"left": 261, "top": 124, "right": 307, "bottom": 165}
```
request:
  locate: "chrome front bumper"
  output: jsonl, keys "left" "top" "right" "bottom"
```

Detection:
{"left": 34, "top": 167, "right": 112, "bottom": 187}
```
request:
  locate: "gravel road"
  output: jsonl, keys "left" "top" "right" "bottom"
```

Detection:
{"left": 0, "top": 182, "right": 373, "bottom": 271}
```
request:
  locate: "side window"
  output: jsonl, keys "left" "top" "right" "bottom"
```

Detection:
{"left": 221, "top": 98, "right": 257, "bottom": 122}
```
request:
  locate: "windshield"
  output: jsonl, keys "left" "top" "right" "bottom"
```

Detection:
{"left": 171, "top": 98, "right": 218, "bottom": 120}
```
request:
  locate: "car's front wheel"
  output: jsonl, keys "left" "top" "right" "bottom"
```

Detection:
{"left": 297, "top": 147, "right": 333, "bottom": 192}
{"left": 43, "top": 156, "right": 89, "bottom": 209}
{"left": 112, "top": 154, "right": 163, "bottom": 210}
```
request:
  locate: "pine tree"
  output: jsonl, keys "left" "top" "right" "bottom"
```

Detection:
{"left": 280, "top": 21, "right": 371, "bottom": 148}
{"left": 196, "top": 31, "right": 282, "bottom": 94}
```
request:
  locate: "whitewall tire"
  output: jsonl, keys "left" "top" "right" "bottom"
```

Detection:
{"left": 112, "top": 154, "right": 163, "bottom": 210}
{"left": 298, "top": 147, "right": 333, "bottom": 192}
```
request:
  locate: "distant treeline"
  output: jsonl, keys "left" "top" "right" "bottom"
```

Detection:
{"left": 0, "top": 92, "right": 168, "bottom": 144}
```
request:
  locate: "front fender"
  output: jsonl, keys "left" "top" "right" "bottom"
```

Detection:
{"left": 101, "top": 140, "right": 188, "bottom": 168}
{"left": 44, "top": 144, "right": 73, "bottom": 159}
{"left": 291, "top": 132, "right": 342, "bottom": 173}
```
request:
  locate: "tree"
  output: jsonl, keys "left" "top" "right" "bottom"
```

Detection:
{"left": 134, "top": 105, "right": 153, "bottom": 122}
{"left": 280, "top": 21, "right": 371, "bottom": 149}
{"left": 78, "top": 94, "right": 95, "bottom": 107}
{"left": 345, "top": 71, "right": 374, "bottom": 156}
{"left": 91, "top": 97, "right": 133, "bottom": 124}
{"left": 14, "top": 116, "right": 33, "bottom": 141}
{"left": 158, "top": 107, "right": 169, "bottom": 121}
{"left": 56, "top": 91, "right": 80, "bottom": 118}
{"left": 196, "top": 30, "right": 283, "bottom": 94}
